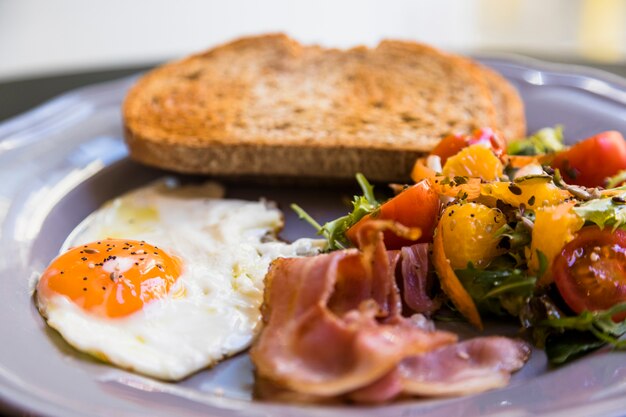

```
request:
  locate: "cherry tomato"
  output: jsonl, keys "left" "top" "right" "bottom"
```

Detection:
{"left": 346, "top": 180, "right": 440, "bottom": 249}
{"left": 553, "top": 226, "right": 626, "bottom": 321}
{"left": 431, "top": 127, "right": 505, "bottom": 164}
{"left": 552, "top": 131, "right": 626, "bottom": 188}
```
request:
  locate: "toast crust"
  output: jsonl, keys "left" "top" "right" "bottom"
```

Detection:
{"left": 124, "top": 34, "right": 525, "bottom": 181}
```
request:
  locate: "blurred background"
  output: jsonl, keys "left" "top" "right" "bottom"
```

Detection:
{"left": 1, "top": 0, "right": 626, "bottom": 120}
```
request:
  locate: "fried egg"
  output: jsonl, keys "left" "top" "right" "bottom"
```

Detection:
{"left": 36, "top": 179, "right": 321, "bottom": 380}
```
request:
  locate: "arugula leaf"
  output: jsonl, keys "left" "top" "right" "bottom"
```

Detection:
{"left": 507, "top": 126, "right": 565, "bottom": 156}
{"left": 573, "top": 193, "right": 626, "bottom": 230}
{"left": 545, "top": 331, "right": 606, "bottom": 364}
{"left": 291, "top": 173, "right": 380, "bottom": 250}
{"left": 536, "top": 249, "right": 549, "bottom": 278}
{"left": 495, "top": 222, "right": 531, "bottom": 251}
{"left": 455, "top": 260, "right": 536, "bottom": 317}
{"left": 540, "top": 301, "right": 626, "bottom": 364}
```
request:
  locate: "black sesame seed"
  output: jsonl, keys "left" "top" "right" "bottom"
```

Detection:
{"left": 60, "top": 271, "right": 64, "bottom": 275}
{"left": 83, "top": 248, "right": 99, "bottom": 254}
{"left": 470, "top": 214, "right": 475, "bottom": 217}
{"left": 81, "top": 257, "right": 87, "bottom": 261}
{"left": 102, "top": 286, "right": 106, "bottom": 290}
{"left": 508, "top": 183, "right": 523, "bottom": 195}
{"left": 83, "top": 277, "right": 87, "bottom": 281}
{"left": 83, "top": 288, "right": 87, "bottom": 291}
{"left": 612, "top": 196, "right": 626, "bottom": 204}
{"left": 528, "top": 196, "right": 536, "bottom": 206}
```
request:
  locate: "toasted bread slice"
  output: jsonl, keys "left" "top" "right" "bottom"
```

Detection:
{"left": 124, "top": 34, "right": 524, "bottom": 182}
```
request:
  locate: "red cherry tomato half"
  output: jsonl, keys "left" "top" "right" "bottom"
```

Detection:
{"left": 552, "top": 131, "right": 626, "bottom": 188}
{"left": 431, "top": 127, "right": 505, "bottom": 164}
{"left": 553, "top": 226, "right": 626, "bottom": 321}
{"left": 346, "top": 180, "right": 440, "bottom": 249}
{"left": 430, "top": 134, "right": 468, "bottom": 165}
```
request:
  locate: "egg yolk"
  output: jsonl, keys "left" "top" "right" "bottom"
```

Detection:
{"left": 38, "top": 239, "right": 182, "bottom": 318}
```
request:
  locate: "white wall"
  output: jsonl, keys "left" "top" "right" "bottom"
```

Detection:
{"left": 0, "top": 0, "right": 625, "bottom": 82}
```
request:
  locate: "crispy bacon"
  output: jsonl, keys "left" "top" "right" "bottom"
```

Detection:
{"left": 348, "top": 336, "right": 530, "bottom": 402}
{"left": 399, "top": 336, "right": 530, "bottom": 397}
{"left": 251, "top": 222, "right": 456, "bottom": 397}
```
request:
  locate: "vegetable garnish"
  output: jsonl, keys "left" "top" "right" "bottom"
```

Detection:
{"left": 573, "top": 192, "right": 626, "bottom": 230}
{"left": 291, "top": 173, "right": 379, "bottom": 250}
{"left": 541, "top": 302, "right": 626, "bottom": 364}
{"left": 292, "top": 127, "right": 626, "bottom": 366}
{"left": 507, "top": 126, "right": 565, "bottom": 156}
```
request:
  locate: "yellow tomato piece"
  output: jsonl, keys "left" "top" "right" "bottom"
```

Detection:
{"left": 442, "top": 144, "right": 503, "bottom": 181}
{"left": 439, "top": 203, "right": 507, "bottom": 270}
{"left": 529, "top": 202, "right": 584, "bottom": 286}
{"left": 480, "top": 177, "right": 570, "bottom": 208}
{"left": 411, "top": 158, "right": 436, "bottom": 183}
{"left": 433, "top": 220, "right": 483, "bottom": 329}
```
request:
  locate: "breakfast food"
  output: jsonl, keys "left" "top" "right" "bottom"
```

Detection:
{"left": 123, "top": 34, "right": 525, "bottom": 182}
{"left": 283, "top": 124, "right": 626, "bottom": 398}
{"left": 251, "top": 221, "right": 530, "bottom": 402}
{"left": 34, "top": 31, "right": 626, "bottom": 407}
{"left": 36, "top": 179, "right": 321, "bottom": 380}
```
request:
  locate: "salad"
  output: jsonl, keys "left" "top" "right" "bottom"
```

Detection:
{"left": 294, "top": 127, "right": 626, "bottom": 365}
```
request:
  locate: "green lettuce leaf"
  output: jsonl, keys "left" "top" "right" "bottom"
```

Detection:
{"left": 507, "top": 126, "right": 565, "bottom": 156}
{"left": 573, "top": 193, "right": 626, "bottom": 230}
{"left": 540, "top": 301, "right": 626, "bottom": 364}
{"left": 455, "top": 259, "right": 536, "bottom": 317}
{"left": 291, "top": 173, "right": 379, "bottom": 250}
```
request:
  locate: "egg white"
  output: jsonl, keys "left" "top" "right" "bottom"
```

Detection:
{"left": 37, "top": 179, "right": 321, "bottom": 380}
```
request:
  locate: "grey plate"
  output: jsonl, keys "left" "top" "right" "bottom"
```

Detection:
{"left": 2, "top": 55, "right": 626, "bottom": 417}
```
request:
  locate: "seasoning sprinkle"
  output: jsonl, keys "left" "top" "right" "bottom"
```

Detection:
{"left": 508, "top": 183, "right": 523, "bottom": 195}
{"left": 83, "top": 248, "right": 99, "bottom": 254}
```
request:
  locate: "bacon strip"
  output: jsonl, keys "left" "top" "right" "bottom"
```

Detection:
{"left": 251, "top": 222, "right": 456, "bottom": 397}
{"left": 399, "top": 336, "right": 531, "bottom": 396}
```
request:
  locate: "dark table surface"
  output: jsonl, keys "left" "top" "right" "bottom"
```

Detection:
{"left": 1, "top": 56, "right": 626, "bottom": 417}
